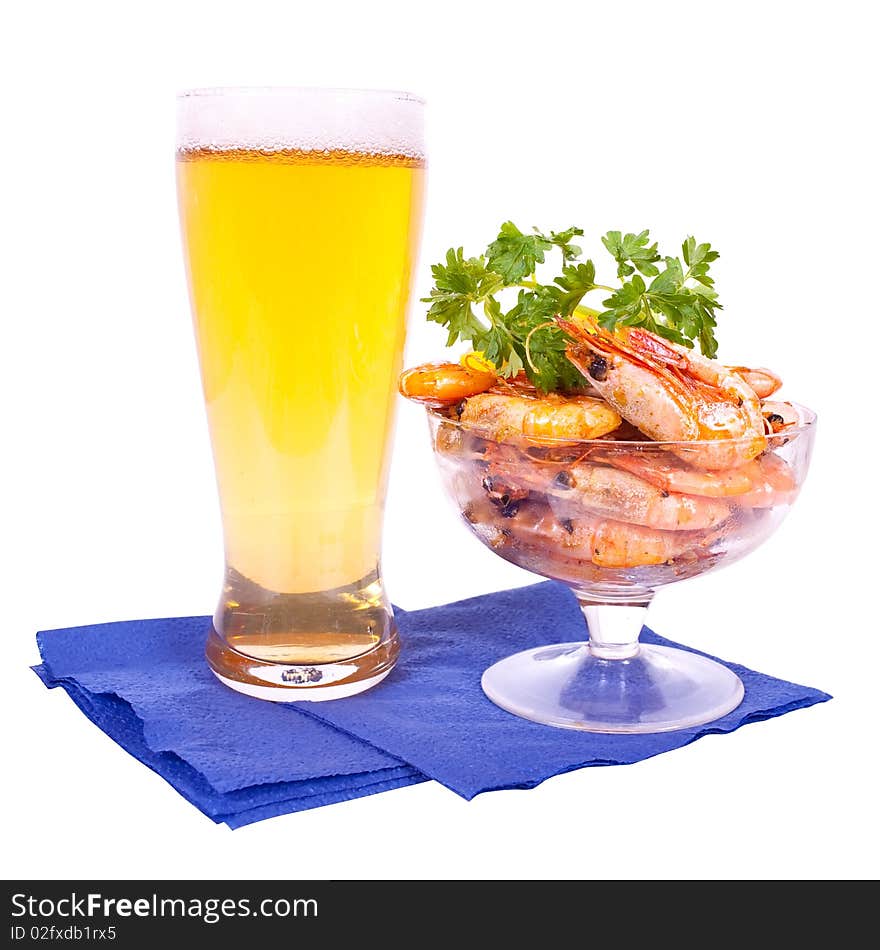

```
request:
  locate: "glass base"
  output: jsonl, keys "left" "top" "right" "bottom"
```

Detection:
{"left": 205, "top": 626, "right": 399, "bottom": 703}
{"left": 206, "top": 564, "right": 399, "bottom": 702}
{"left": 481, "top": 642, "right": 744, "bottom": 733}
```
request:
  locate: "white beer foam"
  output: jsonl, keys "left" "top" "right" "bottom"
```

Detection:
{"left": 177, "top": 87, "right": 425, "bottom": 158}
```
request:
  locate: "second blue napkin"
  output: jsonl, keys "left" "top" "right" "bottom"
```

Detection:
{"left": 296, "top": 582, "right": 831, "bottom": 799}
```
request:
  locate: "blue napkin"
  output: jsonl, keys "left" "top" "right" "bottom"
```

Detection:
{"left": 33, "top": 615, "right": 424, "bottom": 829}
{"left": 296, "top": 582, "right": 832, "bottom": 799}
{"left": 33, "top": 584, "right": 830, "bottom": 826}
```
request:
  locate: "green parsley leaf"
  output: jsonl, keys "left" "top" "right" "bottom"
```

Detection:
{"left": 597, "top": 235, "right": 722, "bottom": 356}
{"left": 601, "top": 229, "right": 661, "bottom": 279}
{"left": 542, "top": 226, "right": 585, "bottom": 262}
{"left": 523, "top": 323, "right": 585, "bottom": 392}
{"left": 498, "top": 288, "right": 584, "bottom": 391}
{"left": 486, "top": 222, "right": 553, "bottom": 283}
{"left": 422, "top": 247, "right": 504, "bottom": 346}
{"left": 505, "top": 287, "right": 559, "bottom": 334}
{"left": 476, "top": 296, "right": 522, "bottom": 372}
{"left": 554, "top": 261, "right": 597, "bottom": 316}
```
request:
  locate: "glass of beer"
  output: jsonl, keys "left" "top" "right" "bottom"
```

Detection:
{"left": 176, "top": 88, "right": 425, "bottom": 701}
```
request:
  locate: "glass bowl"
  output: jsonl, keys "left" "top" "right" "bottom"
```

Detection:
{"left": 427, "top": 403, "right": 816, "bottom": 733}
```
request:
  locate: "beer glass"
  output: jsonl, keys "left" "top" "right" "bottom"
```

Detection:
{"left": 176, "top": 88, "right": 425, "bottom": 700}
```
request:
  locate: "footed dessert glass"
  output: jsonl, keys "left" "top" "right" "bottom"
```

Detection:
{"left": 428, "top": 405, "right": 816, "bottom": 733}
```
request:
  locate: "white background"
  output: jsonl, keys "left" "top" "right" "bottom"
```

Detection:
{"left": 3, "top": 0, "right": 878, "bottom": 880}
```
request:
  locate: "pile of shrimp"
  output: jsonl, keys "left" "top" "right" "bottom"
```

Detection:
{"left": 399, "top": 318, "right": 803, "bottom": 573}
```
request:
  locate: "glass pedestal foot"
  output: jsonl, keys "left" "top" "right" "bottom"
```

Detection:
{"left": 481, "top": 642, "right": 744, "bottom": 734}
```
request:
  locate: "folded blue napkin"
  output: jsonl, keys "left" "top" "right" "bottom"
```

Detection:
{"left": 33, "top": 615, "right": 424, "bottom": 829}
{"left": 33, "top": 583, "right": 830, "bottom": 826}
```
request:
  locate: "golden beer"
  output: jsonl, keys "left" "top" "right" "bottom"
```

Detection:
{"left": 176, "top": 90, "right": 425, "bottom": 700}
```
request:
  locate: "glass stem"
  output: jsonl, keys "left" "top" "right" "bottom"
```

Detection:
{"left": 576, "top": 593, "right": 653, "bottom": 660}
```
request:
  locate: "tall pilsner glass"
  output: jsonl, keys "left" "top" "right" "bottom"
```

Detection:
{"left": 176, "top": 88, "right": 425, "bottom": 700}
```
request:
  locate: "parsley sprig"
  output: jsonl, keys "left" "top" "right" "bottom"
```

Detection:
{"left": 422, "top": 224, "right": 723, "bottom": 392}
{"left": 598, "top": 233, "right": 721, "bottom": 358}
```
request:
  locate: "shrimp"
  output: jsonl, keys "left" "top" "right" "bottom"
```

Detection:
{"left": 728, "top": 366, "right": 783, "bottom": 399}
{"left": 461, "top": 496, "right": 512, "bottom": 551}
{"left": 590, "top": 448, "right": 754, "bottom": 497}
{"left": 507, "top": 502, "right": 715, "bottom": 568}
{"left": 561, "top": 318, "right": 766, "bottom": 469}
{"left": 482, "top": 441, "right": 557, "bottom": 494}
{"left": 398, "top": 355, "right": 497, "bottom": 408}
{"left": 459, "top": 392, "right": 621, "bottom": 443}
{"left": 552, "top": 461, "right": 731, "bottom": 531}
{"left": 761, "top": 400, "right": 801, "bottom": 434}
{"left": 583, "top": 517, "right": 714, "bottom": 568}
{"left": 734, "top": 452, "right": 798, "bottom": 508}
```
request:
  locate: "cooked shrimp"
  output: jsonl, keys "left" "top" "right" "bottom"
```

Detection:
{"left": 734, "top": 453, "right": 798, "bottom": 508}
{"left": 508, "top": 502, "right": 714, "bottom": 568}
{"left": 482, "top": 442, "right": 558, "bottom": 493}
{"left": 590, "top": 448, "right": 754, "bottom": 497}
{"left": 561, "top": 318, "right": 766, "bottom": 469}
{"left": 459, "top": 392, "right": 621, "bottom": 443}
{"left": 552, "top": 462, "right": 730, "bottom": 531}
{"left": 761, "top": 400, "right": 801, "bottom": 434}
{"left": 398, "top": 354, "right": 497, "bottom": 408}
{"left": 461, "top": 495, "right": 512, "bottom": 550}
{"left": 728, "top": 366, "right": 783, "bottom": 399}
{"left": 583, "top": 517, "right": 713, "bottom": 568}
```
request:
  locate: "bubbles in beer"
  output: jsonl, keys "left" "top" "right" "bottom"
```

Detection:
{"left": 176, "top": 146, "right": 425, "bottom": 168}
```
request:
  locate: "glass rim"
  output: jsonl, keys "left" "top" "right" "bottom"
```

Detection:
{"left": 426, "top": 401, "right": 817, "bottom": 448}
{"left": 176, "top": 85, "right": 426, "bottom": 105}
